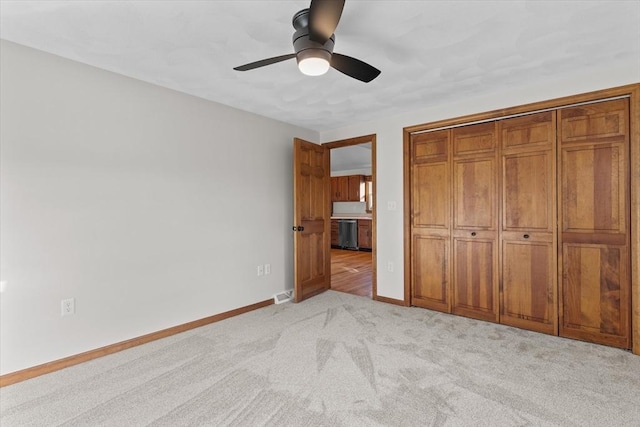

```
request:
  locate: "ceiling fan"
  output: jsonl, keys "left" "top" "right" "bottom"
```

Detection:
{"left": 233, "top": 0, "right": 381, "bottom": 83}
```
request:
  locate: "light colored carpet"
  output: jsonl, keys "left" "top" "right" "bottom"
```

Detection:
{"left": 1, "top": 290, "right": 639, "bottom": 426}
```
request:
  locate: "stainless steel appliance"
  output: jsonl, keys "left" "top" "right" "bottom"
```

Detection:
{"left": 338, "top": 219, "right": 358, "bottom": 250}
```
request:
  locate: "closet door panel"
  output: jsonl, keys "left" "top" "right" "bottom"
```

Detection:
{"left": 502, "top": 151, "right": 553, "bottom": 232}
{"left": 561, "top": 143, "right": 626, "bottom": 234}
{"left": 562, "top": 243, "right": 629, "bottom": 347}
{"left": 452, "top": 235, "right": 498, "bottom": 322}
{"left": 453, "top": 157, "right": 496, "bottom": 230}
{"left": 559, "top": 98, "right": 630, "bottom": 349}
{"left": 413, "top": 162, "right": 449, "bottom": 229}
{"left": 413, "top": 235, "right": 450, "bottom": 311}
{"left": 410, "top": 129, "right": 452, "bottom": 311}
{"left": 451, "top": 123, "right": 498, "bottom": 321}
{"left": 499, "top": 111, "right": 557, "bottom": 334}
{"left": 501, "top": 241, "right": 555, "bottom": 333}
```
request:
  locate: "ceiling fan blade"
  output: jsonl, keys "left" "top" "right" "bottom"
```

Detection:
{"left": 330, "top": 53, "right": 381, "bottom": 83}
{"left": 308, "top": 0, "right": 345, "bottom": 43}
{"left": 233, "top": 54, "right": 296, "bottom": 71}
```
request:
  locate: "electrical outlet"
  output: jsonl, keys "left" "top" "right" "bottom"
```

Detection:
{"left": 264, "top": 264, "right": 271, "bottom": 275}
{"left": 387, "top": 262, "right": 394, "bottom": 272}
{"left": 61, "top": 298, "right": 75, "bottom": 316}
{"left": 257, "top": 265, "right": 264, "bottom": 276}
{"left": 387, "top": 201, "right": 397, "bottom": 211}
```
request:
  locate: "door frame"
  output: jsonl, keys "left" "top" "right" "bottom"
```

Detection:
{"left": 402, "top": 83, "right": 640, "bottom": 355}
{"left": 323, "top": 134, "right": 378, "bottom": 300}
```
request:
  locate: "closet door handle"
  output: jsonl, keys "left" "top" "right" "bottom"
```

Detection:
{"left": 471, "top": 232, "right": 477, "bottom": 237}
{"left": 523, "top": 234, "right": 530, "bottom": 239}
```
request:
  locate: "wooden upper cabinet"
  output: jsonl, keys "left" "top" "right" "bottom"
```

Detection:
{"left": 331, "top": 175, "right": 364, "bottom": 202}
{"left": 558, "top": 98, "right": 630, "bottom": 349}
{"left": 347, "top": 175, "right": 364, "bottom": 201}
{"left": 499, "top": 112, "right": 557, "bottom": 335}
{"left": 331, "top": 176, "right": 348, "bottom": 201}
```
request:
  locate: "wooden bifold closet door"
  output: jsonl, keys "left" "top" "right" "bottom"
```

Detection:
{"left": 499, "top": 112, "right": 557, "bottom": 334}
{"left": 410, "top": 129, "right": 451, "bottom": 313}
{"left": 408, "top": 97, "right": 632, "bottom": 349}
{"left": 558, "top": 99, "right": 631, "bottom": 349}
{"left": 451, "top": 122, "right": 499, "bottom": 322}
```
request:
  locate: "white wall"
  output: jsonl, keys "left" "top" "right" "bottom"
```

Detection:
{"left": 0, "top": 40, "right": 317, "bottom": 375}
{"left": 320, "top": 60, "right": 639, "bottom": 301}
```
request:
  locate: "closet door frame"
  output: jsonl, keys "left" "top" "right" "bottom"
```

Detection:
{"left": 403, "top": 83, "right": 640, "bottom": 355}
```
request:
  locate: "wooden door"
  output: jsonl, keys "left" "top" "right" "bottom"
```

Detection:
{"left": 499, "top": 112, "right": 557, "bottom": 334}
{"left": 410, "top": 129, "right": 451, "bottom": 312}
{"left": 293, "top": 138, "right": 331, "bottom": 302}
{"left": 558, "top": 99, "right": 631, "bottom": 348}
{"left": 451, "top": 122, "right": 499, "bottom": 322}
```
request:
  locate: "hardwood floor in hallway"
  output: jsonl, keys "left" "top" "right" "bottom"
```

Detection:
{"left": 330, "top": 248, "right": 372, "bottom": 297}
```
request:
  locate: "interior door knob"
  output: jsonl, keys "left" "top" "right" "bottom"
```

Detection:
{"left": 297, "top": 226, "right": 304, "bottom": 231}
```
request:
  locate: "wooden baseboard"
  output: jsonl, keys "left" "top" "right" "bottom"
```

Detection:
{"left": 375, "top": 295, "right": 409, "bottom": 307}
{"left": 0, "top": 298, "right": 273, "bottom": 387}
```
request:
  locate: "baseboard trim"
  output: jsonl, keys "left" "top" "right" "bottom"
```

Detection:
{"left": 0, "top": 298, "right": 273, "bottom": 387}
{"left": 375, "top": 295, "right": 409, "bottom": 307}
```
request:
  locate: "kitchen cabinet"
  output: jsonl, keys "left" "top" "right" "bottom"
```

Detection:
{"left": 347, "top": 175, "right": 364, "bottom": 201}
{"left": 331, "top": 176, "right": 348, "bottom": 202}
{"left": 331, "top": 220, "right": 339, "bottom": 247}
{"left": 358, "top": 220, "right": 372, "bottom": 249}
{"left": 331, "top": 175, "right": 364, "bottom": 202}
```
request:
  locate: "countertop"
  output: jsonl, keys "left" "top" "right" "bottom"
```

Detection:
{"left": 331, "top": 215, "right": 372, "bottom": 220}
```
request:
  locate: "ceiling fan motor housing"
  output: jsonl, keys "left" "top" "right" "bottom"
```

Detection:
{"left": 292, "top": 9, "right": 335, "bottom": 66}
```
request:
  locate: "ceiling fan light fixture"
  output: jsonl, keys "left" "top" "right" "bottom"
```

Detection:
{"left": 297, "top": 49, "right": 331, "bottom": 76}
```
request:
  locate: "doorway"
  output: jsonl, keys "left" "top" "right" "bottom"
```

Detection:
{"left": 324, "top": 135, "right": 376, "bottom": 299}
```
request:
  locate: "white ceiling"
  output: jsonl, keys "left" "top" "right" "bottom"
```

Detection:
{"left": 1, "top": 1, "right": 639, "bottom": 132}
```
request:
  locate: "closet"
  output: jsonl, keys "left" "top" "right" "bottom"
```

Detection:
{"left": 407, "top": 95, "right": 633, "bottom": 349}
